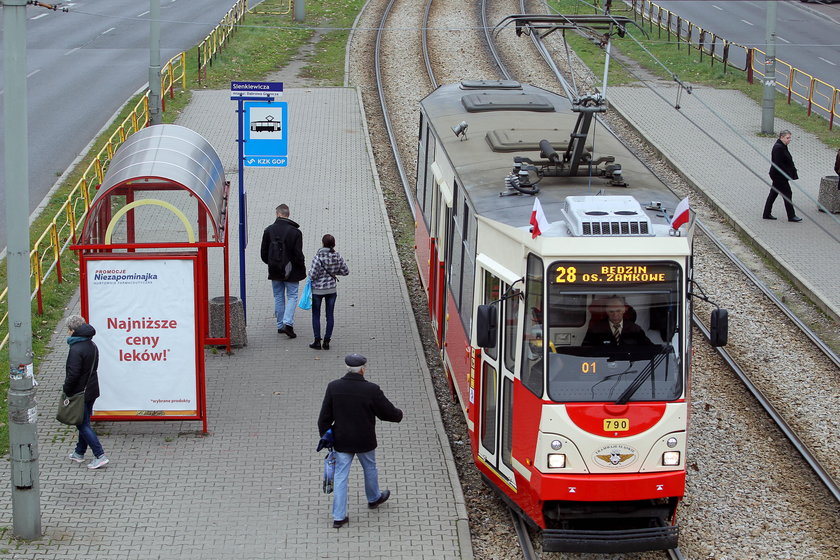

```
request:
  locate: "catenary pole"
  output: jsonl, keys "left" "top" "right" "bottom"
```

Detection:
{"left": 2, "top": 0, "right": 42, "bottom": 539}
{"left": 149, "top": 0, "right": 162, "bottom": 125}
{"left": 761, "top": 1, "right": 777, "bottom": 134}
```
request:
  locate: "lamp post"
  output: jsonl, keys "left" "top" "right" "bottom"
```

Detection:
{"left": 2, "top": 0, "right": 42, "bottom": 539}
{"left": 761, "top": 1, "right": 777, "bottom": 134}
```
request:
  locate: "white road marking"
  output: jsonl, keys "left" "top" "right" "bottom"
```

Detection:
{"left": 64, "top": 47, "right": 81, "bottom": 56}
{"left": 102, "top": 27, "right": 116, "bottom": 34}
{"left": 27, "top": 69, "right": 41, "bottom": 78}
{"left": 137, "top": 11, "right": 150, "bottom": 17}
{"left": 741, "top": 19, "right": 754, "bottom": 26}
{"left": 819, "top": 57, "right": 837, "bottom": 66}
{"left": 31, "top": 13, "right": 48, "bottom": 21}
{"left": 778, "top": 36, "right": 790, "bottom": 44}
{"left": 712, "top": 4, "right": 723, "bottom": 10}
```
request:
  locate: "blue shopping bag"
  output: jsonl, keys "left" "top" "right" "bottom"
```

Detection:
{"left": 298, "top": 277, "right": 312, "bottom": 310}
{"left": 323, "top": 449, "right": 336, "bottom": 494}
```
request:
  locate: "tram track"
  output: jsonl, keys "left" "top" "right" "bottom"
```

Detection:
{"left": 508, "top": 0, "right": 840, "bottom": 493}
{"left": 357, "top": 0, "right": 840, "bottom": 556}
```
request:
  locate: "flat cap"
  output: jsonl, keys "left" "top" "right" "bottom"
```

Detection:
{"left": 345, "top": 353, "right": 367, "bottom": 367}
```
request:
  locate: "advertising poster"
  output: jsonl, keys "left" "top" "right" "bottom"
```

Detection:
{"left": 86, "top": 257, "right": 198, "bottom": 416}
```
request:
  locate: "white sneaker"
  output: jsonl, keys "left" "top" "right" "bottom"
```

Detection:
{"left": 68, "top": 451, "right": 85, "bottom": 463}
{"left": 87, "top": 455, "right": 109, "bottom": 469}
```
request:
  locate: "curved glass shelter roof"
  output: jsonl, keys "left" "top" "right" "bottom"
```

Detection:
{"left": 80, "top": 124, "right": 227, "bottom": 245}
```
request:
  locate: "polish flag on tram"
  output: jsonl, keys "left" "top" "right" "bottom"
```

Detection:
{"left": 670, "top": 197, "right": 690, "bottom": 230}
{"left": 530, "top": 197, "right": 550, "bottom": 238}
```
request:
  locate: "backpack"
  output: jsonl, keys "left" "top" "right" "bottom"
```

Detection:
{"left": 268, "top": 232, "right": 293, "bottom": 280}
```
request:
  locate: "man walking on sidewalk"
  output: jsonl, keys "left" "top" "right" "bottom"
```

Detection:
{"left": 318, "top": 354, "right": 403, "bottom": 529}
{"left": 260, "top": 203, "right": 306, "bottom": 337}
{"left": 763, "top": 130, "right": 803, "bottom": 222}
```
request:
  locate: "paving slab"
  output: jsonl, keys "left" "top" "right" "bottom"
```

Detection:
{"left": 609, "top": 85, "right": 840, "bottom": 320}
{"left": 0, "top": 88, "right": 471, "bottom": 560}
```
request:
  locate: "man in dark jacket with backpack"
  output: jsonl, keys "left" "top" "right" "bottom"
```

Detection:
{"left": 317, "top": 354, "right": 403, "bottom": 529}
{"left": 260, "top": 203, "right": 306, "bottom": 337}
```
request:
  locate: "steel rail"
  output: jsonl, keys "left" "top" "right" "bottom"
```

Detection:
{"left": 481, "top": 0, "right": 513, "bottom": 81}
{"left": 510, "top": 508, "right": 539, "bottom": 560}
{"left": 422, "top": 0, "right": 436, "bottom": 88}
{"left": 374, "top": 0, "right": 416, "bottom": 220}
{"left": 667, "top": 547, "right": 686, "bottom": 560}
{"left": 518, "top": 1, "right": 840, "bottom": 371}
{"left": 695, "top": 221, "right": 840, "bottom": 369}
{"left": 695, "top": 316, "right": 840, "bottom": 503}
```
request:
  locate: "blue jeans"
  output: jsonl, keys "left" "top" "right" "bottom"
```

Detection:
{"left": 75, "top": 400, "right": 105, "bottom": 458}
{"left": 311, "top": 292, "right": 337, "bottom": 339}
{"left": 271, "top": 280, "right": 299, "bottom": 328}
{"left": 332, "top": 450, "right": 381, "bottom": 521}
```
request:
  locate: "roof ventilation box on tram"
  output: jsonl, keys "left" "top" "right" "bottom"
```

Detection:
{"left": 561, "top": 195, "right": 652, "bottom": 237}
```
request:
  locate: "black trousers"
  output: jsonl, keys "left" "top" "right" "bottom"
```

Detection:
{"left": 763, "top": 180, "right": 795, "bottom": 219}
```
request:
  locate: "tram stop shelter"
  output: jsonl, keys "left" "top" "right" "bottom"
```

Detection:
{"left": 72, "top": 124, "right": 231, "bottom": 431}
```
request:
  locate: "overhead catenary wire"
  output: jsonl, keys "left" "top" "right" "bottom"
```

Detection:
{"left": 543, "top": 0, "right": 840, "bottom": 246}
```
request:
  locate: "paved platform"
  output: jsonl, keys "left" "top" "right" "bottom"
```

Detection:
{"left": 609, "top": 85, "right": 840, "bottom": 320}
{"left": 0, "top": 89, "right": 471, "bottom": 559}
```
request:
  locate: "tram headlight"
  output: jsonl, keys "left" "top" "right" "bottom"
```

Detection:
{"left": 662, "top": 451, "right": 681, "bottom": 466}
{"left": 550, "top": 439, "right": 563, "bottom": 450}
{"left": 548, "top": 454, "right": 566, "bottom": 468}
{"left": 666, "top": 437, "right": 678, "bottom": 448}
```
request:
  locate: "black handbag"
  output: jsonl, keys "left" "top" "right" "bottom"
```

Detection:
{"left": 56, "top": 346, "right": 97, "bottom": 426}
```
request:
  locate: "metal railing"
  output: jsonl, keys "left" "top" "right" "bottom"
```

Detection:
{"left": 0, "top": 49, "right": 188, "bottom": 351}
{"left": 627, "top": 0, "right": 749, "bottom": 71}
{"left": 749, "top": 48, "right": 840, "bottom": 128}
{"left": 628, "top": 0, "right": 840, "bottom": 129}
{"left": 198, "top": 0, "right": 248, "bottom": 83}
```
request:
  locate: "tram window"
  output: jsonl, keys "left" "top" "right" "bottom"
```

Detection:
{"left": 480, "top": 363, "right": 497, "bottom": 454}
{"left": 423, "top": 141, "right": 436, "bottom": 227}
{"left": 460, "top": 215, "right": 478, "bottom": 333}
{"left": 501, "top": 376, "right": 513, "bottom": 471}
{"left": 503, "top": 291, "right": 519, "bottom": 372}
{"left": 483, "top": 271, "right": 501, "bottom": 360}
{"left": 521, "top": 253, "right": 545, "bottom": 397}
{"left": 450, "top": 227, "right": 463, "bottom": 309}
{"left": 547, "top": 293, "right": 587, "bottom": 328}
{"left": 544, "top": 260, "right": 684, "bottom": 403}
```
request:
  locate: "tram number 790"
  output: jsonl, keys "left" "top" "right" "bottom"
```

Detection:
{"left": 604, "top": 418, "right": 630, "bottom": 431}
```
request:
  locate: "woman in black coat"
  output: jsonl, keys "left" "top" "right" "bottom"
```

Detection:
{"left": 63, "top": 315, "right": 109, "bottom": 469}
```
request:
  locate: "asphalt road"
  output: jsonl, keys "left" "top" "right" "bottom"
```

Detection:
{"left": 0, "top": 0, "right": 257, "bottom": 251}
{"left": 648, "top": 0, "right": 840, "bottom": 82}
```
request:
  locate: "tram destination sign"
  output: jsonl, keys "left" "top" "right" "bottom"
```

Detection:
{"left": 551, "top": 262, "right": 677, "bottom": 285}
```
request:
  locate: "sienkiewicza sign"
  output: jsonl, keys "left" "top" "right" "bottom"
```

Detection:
{"left": 85, "top": 256, "right": 200, "bottom": 418}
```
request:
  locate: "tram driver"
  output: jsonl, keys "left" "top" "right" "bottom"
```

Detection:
{"left": 582, "top": 295, "right": 652, "bottom": 347}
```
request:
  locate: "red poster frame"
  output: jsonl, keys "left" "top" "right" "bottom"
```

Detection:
{"left": 80, "top": 253, "right": 207, "bottom": 432}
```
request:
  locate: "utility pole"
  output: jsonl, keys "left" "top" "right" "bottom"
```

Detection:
{"left": 149, "top": 0, "right": 163, "bottom": 125}
{"left": 761, "top": 0, "right": 777, "bottom": 134}
{"left": 2, "top": 0, "right": 42, "bottom": 540}
{"left": 294, "top": 0, "right": 304, "bottom": 23}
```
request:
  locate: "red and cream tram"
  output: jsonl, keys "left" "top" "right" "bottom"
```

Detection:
{"left": 413, "top": 81, "right": 726, "bottom": 553}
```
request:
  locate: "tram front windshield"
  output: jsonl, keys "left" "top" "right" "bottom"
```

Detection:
{"left": 538, "top": 261, "right": 683, "bottom": 403}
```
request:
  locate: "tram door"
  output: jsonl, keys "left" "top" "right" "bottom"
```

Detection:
{"left": 477, "top": 269, "right": 517, "bottom": 485}
{"left": 431, "top": 184, "right": 452, "bottom": 346}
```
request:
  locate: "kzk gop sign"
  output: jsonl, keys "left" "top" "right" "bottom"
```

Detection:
{"left": 85, "top": 257, "right": 198, "bottom": 416}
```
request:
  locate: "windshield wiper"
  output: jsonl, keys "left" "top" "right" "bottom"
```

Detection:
{"left": 615, "top": 345, "right": 673, "bottom": 405}
{"left": 589, "top": 364, "right": 638, "bottom": 400}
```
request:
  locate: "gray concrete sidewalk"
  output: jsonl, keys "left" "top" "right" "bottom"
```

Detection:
{"left": 0, "top": 89, "right": 471, "bottom": 559}
{"left": 609, "top": 85, "right": 840, "bottom": 320}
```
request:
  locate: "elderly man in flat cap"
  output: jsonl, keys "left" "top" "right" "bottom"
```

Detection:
{"left": 317, "top": 353, "right": 403, "bottom": 529}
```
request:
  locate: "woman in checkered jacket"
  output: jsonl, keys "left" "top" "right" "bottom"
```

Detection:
{"left": 308, "top": 234, "right": 350, "bottom": 350}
